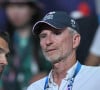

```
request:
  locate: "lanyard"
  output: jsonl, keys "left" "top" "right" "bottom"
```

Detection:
{"left": 67, "top": 62, "right": 81, "bottom": 90}
{"left": 44, "top": 62, "right": 82, "bottom": 90}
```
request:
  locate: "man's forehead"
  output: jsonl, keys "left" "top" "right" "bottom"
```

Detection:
{"left": 39, "top": 26, "right": 63, "bottom": 34}
{"left": 38, "top": 24, "right": 64, "bottom": 34}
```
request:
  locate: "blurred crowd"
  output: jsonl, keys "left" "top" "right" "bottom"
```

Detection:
{"left": 0, "top": 0, "right": 100, "bottom": 90}
{"left": 0, "top": 0, "right": 51, "bottom": 90}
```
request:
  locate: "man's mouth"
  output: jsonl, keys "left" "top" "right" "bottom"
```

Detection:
{"left": 46, "top": 49, "right": 57, "bottom": 52}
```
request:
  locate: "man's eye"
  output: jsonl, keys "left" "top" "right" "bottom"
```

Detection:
{"left": 39, "top": 34, "right": 46, "bottom": 39}
{"left": 54, "top": 31, "right": 62, "bottom": 35}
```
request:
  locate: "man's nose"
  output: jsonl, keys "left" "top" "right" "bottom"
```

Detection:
{"left": 45, "top": 35, "right": 53, "bottom": 46}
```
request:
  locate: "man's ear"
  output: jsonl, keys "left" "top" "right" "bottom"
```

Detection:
{"left": 73, "top": 33, "right": 81, "bottom": 49}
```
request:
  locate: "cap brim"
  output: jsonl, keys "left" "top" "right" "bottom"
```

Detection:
{"left": 32, "top": 21, "right": 65, "bottom": 35}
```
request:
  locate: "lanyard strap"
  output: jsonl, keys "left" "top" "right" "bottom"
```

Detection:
{"left": 44, "top": 62, "right": 82, "bottom": 90}
{"left": 67, "top": 62, "right": 81, "bottom": 90}
{"left": 44, "top": 76, "right": 49, "bottom": 90}
{"left": 73, "top": 61, "right": 81, "bottom": 78}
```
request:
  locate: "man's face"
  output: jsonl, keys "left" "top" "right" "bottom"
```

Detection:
{"left": 0, "top": 37, "right": 9, "bottom": 77}
{"left": 6, "top": 3, "right": 34, "bottom": 28}
{"left": 39, "top": 26, "right": 78, "bottom": 63}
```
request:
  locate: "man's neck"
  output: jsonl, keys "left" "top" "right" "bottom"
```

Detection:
{"left": 52, "top": 51, "right": 77, "bottom": 86}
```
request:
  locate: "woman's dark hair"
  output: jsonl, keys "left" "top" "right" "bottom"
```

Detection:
{"left": 0, "top": 31, "right": 9, "bottom": 44}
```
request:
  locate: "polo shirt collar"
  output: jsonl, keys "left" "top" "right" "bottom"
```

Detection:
{"left": 48, "top": 61, "right": 78, "bottom": 86}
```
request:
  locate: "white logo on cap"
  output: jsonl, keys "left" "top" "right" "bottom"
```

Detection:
{"left": 43, "top": 11, "right": 56, "bottom": 21}
{"left": 43, "top": 12, "right": 56, "bottom": 21}
{"left": 43, "top": 14, "right": 54, "bottom": 20}
{"left": 71, "top": 19, "right": 76, "bottom": 27}
{"left": 48, "top": 11, "right": 56, "bottom": 15}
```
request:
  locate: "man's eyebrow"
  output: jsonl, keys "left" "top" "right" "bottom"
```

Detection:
{"left": 39, "top": 32, "right": 46, "bottom": 36}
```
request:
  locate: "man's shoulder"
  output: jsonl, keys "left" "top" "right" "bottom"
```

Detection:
{"left": 80, "top": 65, "right": 100, "bottom": 76}
{"left": 82, "top": 65, "right": 100, "bottom": 70}
{"left": 27, "top": 76, "right": 46, "bottom": 90}
{"left": 73, "top": 65, "right": 100, "bottom": 90}
{"left": 75, "top": 64, "right": 100, "bottom": 84}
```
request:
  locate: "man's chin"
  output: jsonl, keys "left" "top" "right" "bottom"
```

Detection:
{"left": 43, "top": 53, "right": 62, "bottom": 63}
{"left": 46, "top": 57, "right": 60, "bottom": 64}
{"left": 46, "top": 55, "right": 65, "bottom": 64}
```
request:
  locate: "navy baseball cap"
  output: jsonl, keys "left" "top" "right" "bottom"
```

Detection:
{"left": 32, "top": 11, "right": 79, "bottom": 35}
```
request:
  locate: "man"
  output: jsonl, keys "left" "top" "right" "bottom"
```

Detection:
{"left": 27, "top": 11, "right": 100, "bottom": 90}
{"left": 0, "top": 32, "right": 9, "bottom": 77}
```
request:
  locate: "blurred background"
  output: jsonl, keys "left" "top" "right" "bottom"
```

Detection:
{"left": 0, "top": 0, "right": 100, "bottom": 90}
